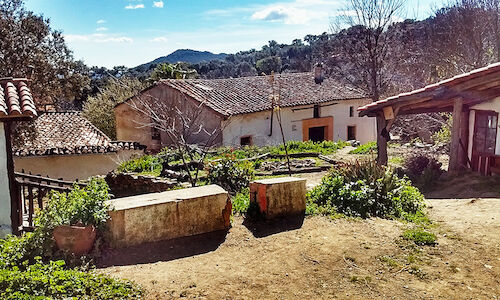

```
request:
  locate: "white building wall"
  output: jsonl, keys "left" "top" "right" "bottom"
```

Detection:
{"left": 0, "top": 123, "right": 12, "bottom": 237}
{"left": 222, "top": 99, "right": 377, "bottom": 147}
{"left": 469, "top": 96, "right": 500, "bottom": 156}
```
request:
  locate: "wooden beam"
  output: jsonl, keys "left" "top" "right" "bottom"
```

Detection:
{"left": 449, "top": 98, "right": 463, "bottom": 172}
{"left": 376, "top": 113, "right": 388, "bottom": 165}
{"left": 459, "top": 109, "right": 470, "bottom": 168}
{"left": 4, "top": 122, "right": 20, "bottom": 235}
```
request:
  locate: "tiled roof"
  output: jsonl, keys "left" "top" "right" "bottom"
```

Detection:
{"left": 0, "top": 78, "right": 37, "bottom": 120}
{"left": 13, "top": 111, "right": 145, "bottom": 157}
{"left": 129, "top": 73, "right": 367, "bottom": 116}
{"left": 358, "top": 62, "right": 500, "bottom": 115}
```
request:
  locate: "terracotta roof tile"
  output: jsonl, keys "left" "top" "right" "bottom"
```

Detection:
{"left": 153, "top": 72, "right": 367, "bottom": 116}
{"left": 13, "top": 111, "right": 145, "bottom": 157}
{"left": 0, "top": 78, "right": 37, "bottom": 120}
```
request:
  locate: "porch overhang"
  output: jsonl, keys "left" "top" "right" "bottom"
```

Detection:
{"left": 357, "top": 62, "right": 500, "bottom": 170}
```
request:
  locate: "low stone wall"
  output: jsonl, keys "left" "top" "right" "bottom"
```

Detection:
{"left": 105, "top": 172, "right": 176, "bottom": 198}
{"left": 106, "top": 185, "right": 231, "bottom": 248}
{"left": 250, "top": 177, "right": 306, "bottom": 219}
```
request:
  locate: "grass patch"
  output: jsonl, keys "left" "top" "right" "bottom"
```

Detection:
{"left": 349, "top": 141, "right": 377, "bottom": 154}
{"left": 232, "top": 188, "right": 250, "bottom": 214}
{"left": 402, "top": 228, "right": 437, "bottom": 246}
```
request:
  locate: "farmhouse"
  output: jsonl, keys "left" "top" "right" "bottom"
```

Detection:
{"left": 359, "top": 62, "right": 500, "bottom": 174}
{"left": 115, "top": 73, "right": 377, "bottom": 151}
{"left": 13, "top": 111, "right": 145, "bottom": 181}
{"left": 0, "top": 78, "right": 37, "bottom": 237}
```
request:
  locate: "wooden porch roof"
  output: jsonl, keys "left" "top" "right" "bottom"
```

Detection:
{"left": 358, "top": 62, "right": 500, "bottom": 117}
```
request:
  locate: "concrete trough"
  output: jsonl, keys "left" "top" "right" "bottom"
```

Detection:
{"left": 106, "top": 185, "right": 231, "bottom": 248}
{"left": 250, "top": 177, "right": 306, "bottom": 219}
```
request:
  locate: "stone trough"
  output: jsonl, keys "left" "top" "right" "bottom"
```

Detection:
{"left": 106, "top": 185, "right": 231, "bottom": 248}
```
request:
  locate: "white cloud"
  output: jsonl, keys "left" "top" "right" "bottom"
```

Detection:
{"left": 125, "top": 4, "right": 145, "bottom": 9}
{"left": 97, "top": 19, "right": 106, "bottom": 24}
{"left": 64, "top": 33, "right": 133, "bottom": 43}
{"left": 150, "top": 37, "right": 168, "bottom": 43}
{"left": 251, "top": 6, "right": 312, "bottom": 25}
{"left": 153, "top": 1, "right": 164, "bottom": 8}
{"left": 96, "top": 27, "right": 108, "bottom": 32}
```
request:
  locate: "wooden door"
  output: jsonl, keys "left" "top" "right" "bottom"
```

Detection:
{"left": 472, "top": 110, "right": 498, "bottom": 170}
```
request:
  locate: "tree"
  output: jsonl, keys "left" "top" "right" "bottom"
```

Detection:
{"left": 0, "top": 0, "right": 90, "bottom": 108}
{"left": 82, "top": 77, "right": 145, "bottom": 139}
{"left": 256, "top": 56, "right": 282, "bottom": 75}
{"left": 150, "top": 63, "right": 198, "bottom": 81}
{"left": 330, "top": 0, "right": 406, "bottom": 102}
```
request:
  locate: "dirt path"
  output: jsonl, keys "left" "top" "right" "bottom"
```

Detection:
{"left": 99, "top": 203, "right": 500, "bottom": 299}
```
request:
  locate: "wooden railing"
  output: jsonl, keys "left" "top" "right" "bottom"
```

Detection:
{"left": 15, "top": 171, "right": 86, "bottom": 231}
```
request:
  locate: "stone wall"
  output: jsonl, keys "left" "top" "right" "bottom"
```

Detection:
{"left": 106, "top": 185, "right": 231, "bottom": 248}
{"left": 105, "top": 172, "right": 176, "bottom": 198}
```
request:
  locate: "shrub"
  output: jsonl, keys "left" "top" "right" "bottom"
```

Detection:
{"left": 0, "top": 259, "right": 142, "bottom": 299}
{"left": 402, "top": 228, "right": 437, "bottom": 245}
{"left": 37, "top": 178, "right": 111, "bottom": 232}
{"left": 117, "top": 155, "right": 162, "bottom": 175}
{"left": 232, "top": 188, "right": 250, "bottom": 214}
{"left": 349, "top": 141, "right": 377, "bottom": 154}
{"left": 206, "top": 154, "right": 255, "bottom": 194}
{"left": 404, "top": 153, "right": 443, "bottom": 190}
{"left": 307, "top": 160, "right": 426, "bottom": 220}
{"left": 268, "top": 140, "right": 348, "bottom": 155}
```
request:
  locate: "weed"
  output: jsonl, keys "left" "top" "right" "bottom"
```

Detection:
{"left": 379, "top": 256, "right": 400, "bottom": 268}
{"left": 349, "top": 141, "right": 377, "bottom": 154}
{"left": 402, "top": 228, "right": 437, "bottom": 246}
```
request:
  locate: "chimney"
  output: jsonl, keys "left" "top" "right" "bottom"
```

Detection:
{"left": 26, "top": 65, "right": 35, "bottom": 80}
{"left": 314, "top": 63, "right": 324, "bottom": 85}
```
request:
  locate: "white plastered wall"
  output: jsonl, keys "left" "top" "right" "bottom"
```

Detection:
{"left": 222, "top": 99, "right": 377, "bottom": 147}
{"left": 0, "top": 122, "right": 12, "bottom": 237}
{"left": 468, "top": 96, "right": 500, "bottom": 159}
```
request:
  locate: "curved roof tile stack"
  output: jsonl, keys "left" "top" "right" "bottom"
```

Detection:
{"left": 13, "top": 111, "right": 146, "bottom": 157}
{"left": 0, "top": 78, "right": 37, "bottom": 120}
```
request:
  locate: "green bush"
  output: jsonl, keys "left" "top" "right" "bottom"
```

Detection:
{"left": 307, "top": 160, "right": 426, "bottom": 220}
{"left": 206, "top": 154, "right": 255, "bottom": 194}
{"left": 232, "top": 188, "right": 250, "bottom": 214}
{"left": 267, "top": 140, "right": 348, "bottom": 155}
{"left": 349, "top": 141, "right": 377, "bottom": 154}
{"left": 37, "top": 178, "right": 111, "bottom": 232}
{"left": 117, "top": 155, "right": 162, "bottom": 175}
{"left": 404, "top": 153, "right": 443, "bottom": 190}
{"left": 0, "top": 259, "right": 141, "bottom": 299}
{"left": 402, "top": 228, "right": 437, "bottom": 245}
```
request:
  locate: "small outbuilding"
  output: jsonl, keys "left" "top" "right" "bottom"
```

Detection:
{"left": 359, "top": 62, "right": 500, "bottom": 174}
{"left": 13, "top": 111, "right": 146, "bottom": 181}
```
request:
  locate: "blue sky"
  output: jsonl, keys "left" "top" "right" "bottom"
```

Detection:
{"left": 25, "top": 0, "right": 443, "bottom": 68}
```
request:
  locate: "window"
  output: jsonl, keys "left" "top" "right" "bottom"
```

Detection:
{"left": 313, "top": 104, "right": 320, "bottom": 118}
{"left": 347, "top": 126, "right": 356, "bottom": 141}
{"left": 349, "top": 106, "right": 355, "bottom": 117}
{"left": 240, "top": 136, "right": 252, "bottom": 146}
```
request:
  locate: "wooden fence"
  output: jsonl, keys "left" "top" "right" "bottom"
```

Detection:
{"left": 14, "top": 171, "right": 86, "bottom": 231}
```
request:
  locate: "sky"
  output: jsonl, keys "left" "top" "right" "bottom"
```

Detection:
{"left": 25, "top": 0, "right": 444, "bottom": 68}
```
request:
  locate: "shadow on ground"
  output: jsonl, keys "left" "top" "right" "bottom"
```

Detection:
{"left": 424, "top": 171, "right": 500, "bottom": 199}
{"left": 242, "top": 214, "right": 305, "bottom": 238}
{"left": 97, "top": 229, "right": 228, "bottom": 268}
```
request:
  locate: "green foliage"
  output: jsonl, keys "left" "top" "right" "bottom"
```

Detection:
{"left": 256, "top": 56, "right": 282, "bottom": 74}
{"left": 37, "top": 178, "right": 111, "bottom": 232}
{"left": 117, "top": 154, "right": 163, "bottom": 175}
{"left": 307, "top": 160, "right": 426, "bottom": 220}
{"left": 206, "top": 154, "right": 255, "bottom": 194}
{"left": 0, "top": 258, "right": 141, "bottom": 299}
{"left": 267, "top": 140, "right": 348, "bottom": 155}
{"left": 402, "top": 229, "right": 437, "bottom": 246}
{"left": 150, "top": 62, "right": 198, "bottom": 81}
{"left": 349, "top": 141, "right": 377, "bottom": 154}
{"left": 232, "top": 188, "right": 250, "bottom": 214}
{"left": 82, "top": 77, "right": 145, "bottom": 139}
{"left": 432, "top": 115, "right": 452, "bottom": 144}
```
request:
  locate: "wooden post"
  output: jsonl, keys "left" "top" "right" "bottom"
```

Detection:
{"left": 458, "top": 109, "right": 470, "bottom": 168}
{"left": 4, "top": 122, "right": 20, "bottom": 235}
{"left": 449, "top": 98, "right": 463, "bottom": 172}
{"left": 376, "top": 113, "right": 388, "bottom": 165}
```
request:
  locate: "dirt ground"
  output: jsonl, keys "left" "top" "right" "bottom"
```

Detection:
{"left": 99, "top": 196, "right": 500, "bottom": 299}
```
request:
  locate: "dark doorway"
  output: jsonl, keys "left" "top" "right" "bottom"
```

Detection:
{"left": 472, "top": 110, "right": 498, "bottom": 170}
{"left": 308, "top": 126, "right": 325, "bottom": 142}
{"left": 347, "top": 126, "right": 356, "bottom": 140}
